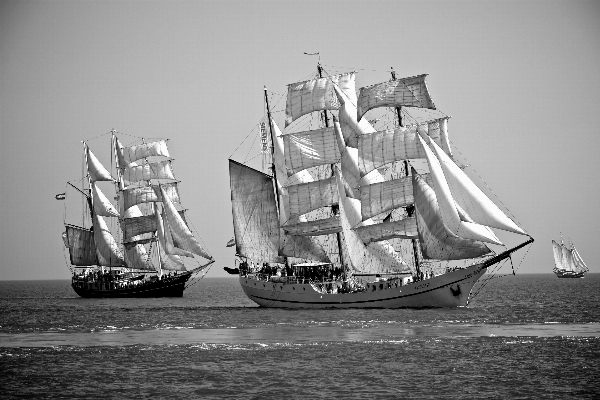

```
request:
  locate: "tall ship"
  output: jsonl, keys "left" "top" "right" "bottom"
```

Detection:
{"left": 227, "top": 62, "right": 533, "bottom": 308}
{"left": 552, "top": 238, "right": 588, "bottom": 278}
{"left": 59, "top": 131, "right": 214, "bottom": 298}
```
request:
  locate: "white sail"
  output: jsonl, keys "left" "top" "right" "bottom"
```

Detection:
{"left": 122, "top": 214, "right": 157, "bottom": 243}
{"left": 335, "top": 170, "right": 409, "bottom": 274}
{"left": 439, "top": 118, "right": 453, "bottom": 158}
{"left": 229, "top": 160, "right": 283, "bottom": 263}
{"left": 571, "top": 247, "right": 589, "bottom": 272}
{"left": 91, "top": 183, "right": 120, "bottom": 218}
{"left": 283, "top": 127, "right": 340, "bottom": 175}
{"left": 92, "top": 214, "right": 124, "bottom": 266}
{"left": 270, "top": 118, "right": 331, "bottom": 263}
{"left": 333, "top": 84, "right": 376, "bottom": 148}
{"left": 86, "top": 147, "right": 115, "bottom": 183}
{"left": 285, "top": 72, "right": 357, "bottom": 127}
{"left": 418, "top": 135, "right": 502, "bottom": 245}
{"left": 360, "top": 174, "right": 434, "bottom": 221}
{"left": 160, "top": 185, "right": 211, "bottom": 260}
{"left": 428, "top": 135, "right": 526, "bottom": 236}
{"left": 122, "top": 160, "right": 175, "bottom": 186}
{"left": 356, "top": 74, "right": 435, "bottom": 121}
{"left": 355, "top": 218, "right": 418, "bottom": 245}
{"left": 286, "top": 177, "right": 338, "bottom": 219}
{"left": 122, "top": 182, "right": 180, "bottom": 212}
{"left": 155, "top": 206, "right": 194, "bottom": 258}
{"left": 357, "top": 125, "right": 440, "bottom": 176}
{"left": 562, "top": 244, "right": 576, "bottom": 272}
{"left": 552, "top": 240, "right": 566, "bottom": 270}
{"left": 156, "top": 239, "right": 186, "bottom": 271}
{"left": 117, "top": 139, "right": 170, "bottom": 165}
{"left": 123, "top": 244, "right": 154, "bottom": 271}
{"left": 412, "top": 170, "right": 491, "bottom": 260}
{"left": 65, "top": 225, "right": 97, "bottom": 266}
{"left": 333, "top": 117, "right": 362, "bottom": 198}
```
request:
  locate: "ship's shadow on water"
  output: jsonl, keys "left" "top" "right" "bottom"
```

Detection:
{"left": 1, "top": 276, "right": 599, "bottom": 399}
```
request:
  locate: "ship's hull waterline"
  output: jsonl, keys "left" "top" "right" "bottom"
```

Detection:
{"left": 239, "top": 263, "right": 487, "bottom": 309}
{"left": 71, "top": 274, "right": 192, "bottom": 298}
{"left": 554, "top": 271, "right": 585, "bottom": 279}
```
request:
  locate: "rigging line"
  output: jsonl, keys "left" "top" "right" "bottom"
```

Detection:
{"left": 182, "top": 212, "right": 213, "bottom": 259}
{"left": 448, "top": 139, "right": 525, "bottom": 229}
{"left": 228, "top": 123, "right": 260, "bottom": 159}
{"left": 321, "top": 63, "right": 393, "bottom": 74}
{"left": 82, "top": 130, "right": 113, "bottom": 143}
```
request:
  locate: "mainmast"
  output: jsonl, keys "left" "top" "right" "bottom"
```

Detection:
{"left": 391, "top": 67, "right": 420, "bottom": 275}
{"left": 317, "top": 62, "right": 345, "bottom": 268}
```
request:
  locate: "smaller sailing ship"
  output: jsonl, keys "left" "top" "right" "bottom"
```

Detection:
{"left": 552, "top": 238, "right": 588, "bottom": 278}
{"left": 59, "top": 130, "right": 214, "bottom": 298}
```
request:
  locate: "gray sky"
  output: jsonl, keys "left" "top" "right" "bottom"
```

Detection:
{"left": 1, "top": 0, "right": 599, "bottom": 280}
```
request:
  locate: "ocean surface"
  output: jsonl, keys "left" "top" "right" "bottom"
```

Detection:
{"left": 1, "top": 274, "right": 599, "bottom": 399}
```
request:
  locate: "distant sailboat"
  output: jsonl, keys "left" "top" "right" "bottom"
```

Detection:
{"left": 226, "top": 63, "right": 533, "bottom": 308}
{"left": 552, "top": 238, "right": 588, "bottom": 278}
{"left": 59, "top": 131, "right": 214, "bottom": 297}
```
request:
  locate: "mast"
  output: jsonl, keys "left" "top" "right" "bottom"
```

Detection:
{"left": 317, "top": 62, "right": 344, "bottom": 268}
{"left": 264, "top": 86, "right": 282, "bottom": 218}
{"left": 264, "top": 86, "right": 286, "bottom": 269}
{"left": 391, "top": 68, "right": 420, "bottom": 275}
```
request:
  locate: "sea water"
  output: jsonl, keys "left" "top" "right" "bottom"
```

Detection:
{"left": 1, "top": 274, "right": 599, "bottom": 399}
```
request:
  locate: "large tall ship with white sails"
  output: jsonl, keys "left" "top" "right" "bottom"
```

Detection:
{"left": 552, "top": 238, "right": 588, "bottom": 278}
{"left": 227, "top": 62, "right": 533, "bottom": 308}
{"left": 59, "top": 131, "right": 214, "bottom": 297}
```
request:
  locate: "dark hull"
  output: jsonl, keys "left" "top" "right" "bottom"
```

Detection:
{"left": 71, "top": 273, "right": 192, "bottom": 298}
{"left": 554, "top": 270, "right": 585, "bottom": 279}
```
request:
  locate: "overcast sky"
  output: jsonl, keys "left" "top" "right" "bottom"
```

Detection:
{"left": 1, "top": 0, "right": 599, "bottom": 280}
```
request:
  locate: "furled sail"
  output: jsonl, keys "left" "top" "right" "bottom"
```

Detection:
{"left": 64, "top": 225, "right": 97, "bottom": 266}
{"left": 335, "top": 170, "right": 409, "bottom": 274}
{"left": 122, "top": 182, "right": 180, "bottom": 211}
{"left": 356, "top": 74, "right": 435, "bottom": 121}
{"left": 419, "top": 135, "right": 502, "bottom": 245}
{"left": 229, "top": 160, "right": 283, "bottom": 263}
{"left": 283, "top": 127, "right": 340, "bottom": 175}
{"left": 427, "top": 136, "right": 526, "bottom": 235}
{"left": 412, "top": 170, "right": 491, "bottom": 260}
{"left": 86, "top": 147, "right": 115, "bottom": 183}
{"left": 355, "top": 218, "right": 418, "bottom": 245}
{"left": 92, "top": 214, "right": 124, "bottom": 266}
{"left": 282, "top": 216, "right": 341, "bottom": 236}
{"left": 122, "top": 160, "right": 175, "bottom": 186}
{"left": 160, "top": 185, "right": 211, "bottom": 260}
{"left": 285, "top": 72, "right": 356, "bottom": 127}
{"left": 91, "top": 183, "right": 120, "bottom": 218}
{"left": 116, "top": 139, "right": 170, "bottom": 165}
